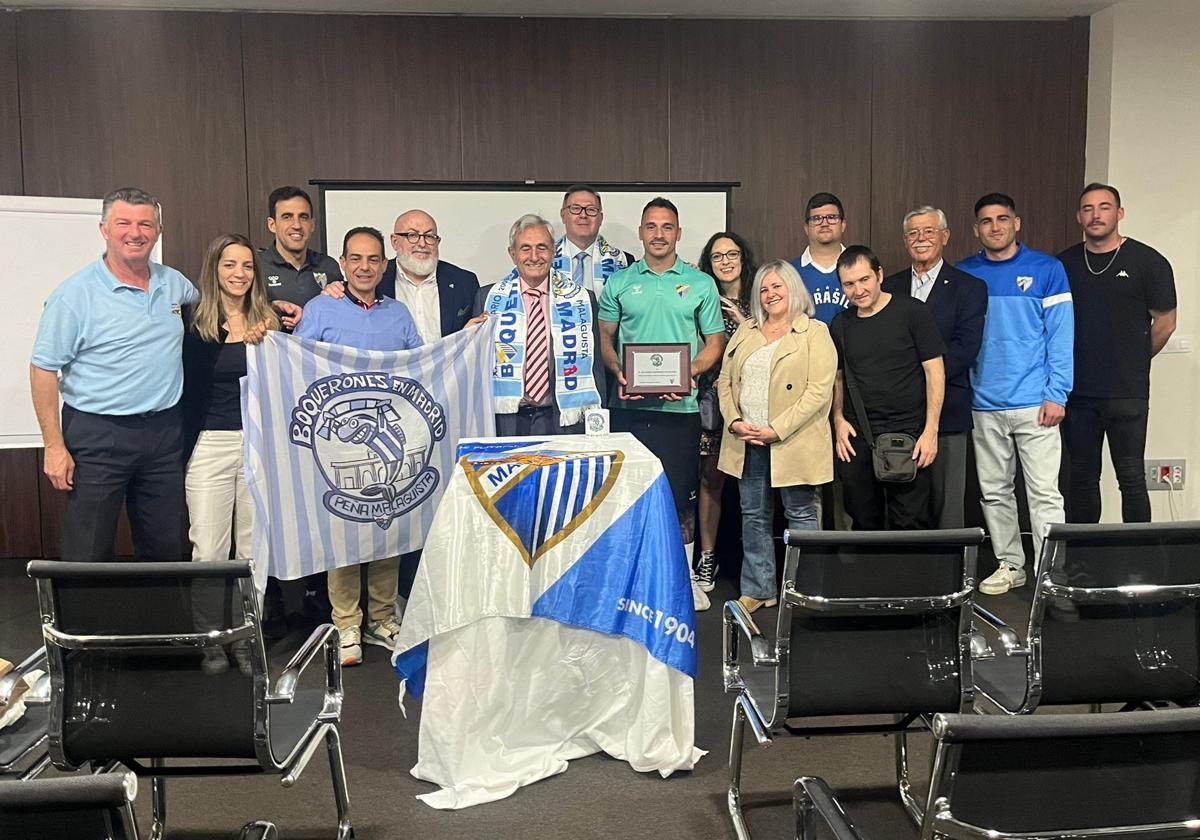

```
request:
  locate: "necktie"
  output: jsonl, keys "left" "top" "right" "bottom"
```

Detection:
{"left": 524, "top": 288, "right": 550, "bottom": 404}
{"left": 573, "top": 251, "right": 588, "bottom": 290}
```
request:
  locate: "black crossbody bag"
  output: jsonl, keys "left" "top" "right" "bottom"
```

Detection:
{"left": 841, "top": 353, "right": 918, "bottom": 484}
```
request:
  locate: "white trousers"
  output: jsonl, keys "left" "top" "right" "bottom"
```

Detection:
{"left": 185, "top": 430, "right": 266, "bottom": 596}
{"left": 972, "top": 407, "right": 1065, "bottom": 570}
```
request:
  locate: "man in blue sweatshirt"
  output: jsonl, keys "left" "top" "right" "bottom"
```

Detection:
{"left": 960, "top": 193, "right": 1073, "bottom": 595}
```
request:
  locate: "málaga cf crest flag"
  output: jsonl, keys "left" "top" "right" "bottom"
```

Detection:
{"left": 242, "top": 328, "right": 495, "bottom": 580}
{"left": 392, "top": 433, "right": 702, "bottom": 808}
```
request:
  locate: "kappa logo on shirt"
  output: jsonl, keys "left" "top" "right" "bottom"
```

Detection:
{"left": 1015, "top": 275, "right": 1034, "bottom": 292}
{"left": 267, "top": 275, "right": 282, "bottom": 287}
{"left": 1116, "top": 270, "right": 1130, "bottom": 278}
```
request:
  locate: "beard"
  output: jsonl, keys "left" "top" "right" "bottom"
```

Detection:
{"left": 398, "top": 251, "right": 437, "bottom": 277}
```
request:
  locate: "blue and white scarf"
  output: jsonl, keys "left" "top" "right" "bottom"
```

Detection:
{"left": 554, "top": 235, "right": 629, "bottom": 293}
{"left": 484, "top": 268, "right": 601, "bottom": 427}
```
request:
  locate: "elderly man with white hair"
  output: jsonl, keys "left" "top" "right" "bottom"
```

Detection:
{"left": 473, "top": 214, "right": 605, "bottom": 436}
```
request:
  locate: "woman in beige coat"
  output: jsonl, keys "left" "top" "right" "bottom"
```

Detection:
{"left": 717, "top": 259, "right": 837, "bottom": 613}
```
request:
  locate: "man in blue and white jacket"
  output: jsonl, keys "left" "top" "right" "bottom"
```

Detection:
{"left": 960, "top": 193, "right": 1073, "bottom": 595}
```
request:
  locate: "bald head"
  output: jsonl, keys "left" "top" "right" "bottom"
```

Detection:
{"left": 390, "top": 208, "right": 441, "bottom": 280}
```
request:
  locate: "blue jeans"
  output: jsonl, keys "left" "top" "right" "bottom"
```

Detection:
{"left": 738, "top": 445, "right": 819, "bottom": 600}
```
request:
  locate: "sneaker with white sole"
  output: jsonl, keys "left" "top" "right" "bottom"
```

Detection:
{"left": 979, "top": 564, "right": 1026, "bottom": 595}
{"left": 363, "top": 617, "right": 402, "bottom": 650}
{"left": 692, "top": 576, "right": 711, "bottom": 612}
{"left": 695, "top": 550, "right": 718, "bottom": 593}
{"left": 339, "top": 626, "right": 362, "bottom": 666}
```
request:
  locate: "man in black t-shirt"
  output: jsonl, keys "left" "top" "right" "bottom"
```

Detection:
{"left": 831, "top": 245, "right": 946, "bottom": 530}
{"left": 1058, "top": 183, "right": 1177, "bottom": 523}
{"left": 260, "top": 185, "right": 344, "bottom": 309}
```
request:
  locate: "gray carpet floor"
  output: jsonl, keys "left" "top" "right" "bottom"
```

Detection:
{"left": 0, "top": 551, "right": 1032, "bottom": 840}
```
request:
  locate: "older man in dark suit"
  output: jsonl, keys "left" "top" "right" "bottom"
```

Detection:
{"left": 379, "top": 209, "right": 479, "bottom": 342}
{"left": 882, "top": 205, "right": 987, "bottom": 528}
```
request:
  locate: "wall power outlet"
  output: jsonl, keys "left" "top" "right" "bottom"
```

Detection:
{"left": 1144, "top": 459, "right": 1186, "bottom": 491}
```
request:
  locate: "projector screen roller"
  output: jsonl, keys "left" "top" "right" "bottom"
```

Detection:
{"left": 318, "top": 182, "right": 735, "bottom": 286}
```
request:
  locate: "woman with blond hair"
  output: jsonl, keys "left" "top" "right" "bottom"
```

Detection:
{"left": 717, "top": 259, "right": 836, "bottom": 613}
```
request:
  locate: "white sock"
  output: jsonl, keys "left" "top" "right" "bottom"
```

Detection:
{"left": 684, "top": 541, "right": 694, "bottom": 573}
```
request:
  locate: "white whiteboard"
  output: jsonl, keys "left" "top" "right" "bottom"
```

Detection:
{"left": 320, "top": 184, "right": 733, "bottom": 285}
{"left": 0, "top": 195, "right": 163, "bottom": 448}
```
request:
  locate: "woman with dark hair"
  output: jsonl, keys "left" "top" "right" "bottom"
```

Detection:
{"left": 693, "top": 231, "right": 757, "bottom": 594}
{"left": 182, "top": 234, "right": 281, "bottom": 601}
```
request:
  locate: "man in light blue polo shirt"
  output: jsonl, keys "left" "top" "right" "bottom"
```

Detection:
{"left": 598, "top": 197, "right": 726, "bottom": 610}
{"left": 30, "top": 187, "right": 200, "bottom": 561}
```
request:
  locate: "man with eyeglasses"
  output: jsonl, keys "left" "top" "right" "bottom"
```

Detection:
{"left": 375, "top": 209, "right": 480, "bottom": 345}
{"left": 883, "top": 206, "right": 987, "bottom": 528}
{"left": 789, "top": 192, "right": 850, "bottom": 325}
{"left": 556, "top": 185, "right": 636, "bottom": 298}
{"left": 259, "top": 185, "right": 343, "bottom": 310}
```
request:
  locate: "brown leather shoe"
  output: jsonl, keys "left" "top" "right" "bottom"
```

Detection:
{"left": 737, "top": 595, "right": 779, "bottom": 614}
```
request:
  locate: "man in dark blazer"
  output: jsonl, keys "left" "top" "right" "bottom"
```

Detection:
{"left": 379, "top": 209, "right": 479, "bottom": 341}
{"left": 882, "top": 205, "right": 987, "bottom": 528}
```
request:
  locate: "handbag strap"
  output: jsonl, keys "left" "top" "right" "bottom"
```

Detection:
{"left": 835, "top": 317, "right": 875, "bottom": 445}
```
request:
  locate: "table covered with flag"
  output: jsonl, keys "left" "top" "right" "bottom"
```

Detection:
{"left": 392, "top": 432, "right": 704, "bottom": 808}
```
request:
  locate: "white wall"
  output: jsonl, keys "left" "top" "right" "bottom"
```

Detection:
{"left": 1086, "top": 0, "right": 1199, "bottom": 520}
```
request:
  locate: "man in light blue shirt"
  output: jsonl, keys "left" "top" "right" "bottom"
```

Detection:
{"left": 30, "top": 187, "right": 199, "bottom": 561}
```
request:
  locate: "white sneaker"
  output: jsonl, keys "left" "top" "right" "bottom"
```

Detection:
{"left": 695, "top": 550, "right": 718, "bottom": 593}
{"left": 980, "top": 564, "right": 1027, "bottom": 595}
{"left": 363, "top": 617, "right": 402, "bottom": 650}
{"left": 339, "top": 626, "right": 362, "bottom": 666}
{"left": 692, "top": 576, "right": 711, "bottom": 612}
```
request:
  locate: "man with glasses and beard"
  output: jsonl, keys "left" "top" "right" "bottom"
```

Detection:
{"left": 555, "top": 185, "right": 636, "bottom": 298}
{"left": 378, "top": 209, "right": 480, "bottom": 344}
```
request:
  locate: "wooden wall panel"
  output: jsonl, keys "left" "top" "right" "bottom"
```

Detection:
{"left": 0, "top": 14, "right": 22, "bottom": 195}
{"left": 669, "top": 20, "right": 874, "bottom": 266}
{"left": 458, "top": 18, "right": 670, "bottom": 185}
{"left": 868, "top": 19, "right": 1090, "bottom": 274}
{"left": 242, "top": 13, "right": 465, "bottom": 246}
{"left": 0, "top": 450, "right": 41, "bottom": 559}
{"left": 17, "top": 10, "right": 248, "bottom": 280}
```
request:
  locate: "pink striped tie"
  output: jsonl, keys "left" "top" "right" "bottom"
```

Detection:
{"left": 524, "top": 288, "right": 550, "bottom": 404}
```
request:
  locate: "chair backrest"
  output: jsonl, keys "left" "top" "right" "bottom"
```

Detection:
{"left": 26, "top": 561, "right": 266, "bottom": 769}
{"left": 0, "top": 771, "right": 139, "bottom": 840}
{"left": 780, "top": 529, "right": 982, "bottom": 718}
{"left": 929, "top": 708, "right": 1200, "bottom": 835}
{"left": 1033, "top": 522, "right": 1200, "bottom": 707}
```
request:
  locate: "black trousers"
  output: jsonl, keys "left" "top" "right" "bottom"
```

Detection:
{"left": 494, "top": 406, "right": 582, "bottom": 436}
{"left": 60, "top": 404, "right": 185, "bottom": 561}
{"left": 835, "top": 438, "right": 935, "bottom": 530}
{"left": 612, "top": 408, "right": 701, "bottom": 541}
{"left": 1063, "top": 396, "right": 1150, "bottom": 523}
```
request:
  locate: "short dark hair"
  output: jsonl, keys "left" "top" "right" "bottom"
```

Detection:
{"left": 974, "top": 192, "right": 1017, "bottom": 216}
{"left": 804, "top": 192, "right": 844, "bottom": 219}
{"left": 698, "top": 231, "right": 758, "bottom": 309}
{"left": 341, "top": 226, "right": 385, "bottom": 257}
{"left": 642, "top": 196, "right": 679, "bottom": 221}
{"left": 268, "top": 186, "right": 313, "bottom": 219}
{"left": 562, "top": 184, "right": 602, "bottom": 208}
{"left": 836, "top": 244, "right": 882, "bottom": 275}
{"left": 1080, "top": 182, "right": 1122, "bottom": 207}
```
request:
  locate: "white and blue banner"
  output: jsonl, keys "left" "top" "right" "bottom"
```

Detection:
{"left": 391, "top": 433, "right": 702, "bottom": 809}
{"left": 242, "top": 327, "right": 495, "bottom": 580}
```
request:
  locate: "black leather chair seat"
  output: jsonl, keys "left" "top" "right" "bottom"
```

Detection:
{"left": 971, "top": 654, "right": 1029, "bottom": 712}
{"left": 268, "top": 688, "right": 327, "bottom": 764}
{"left": 0, "top": 704, "right": 47, "bottom": 771}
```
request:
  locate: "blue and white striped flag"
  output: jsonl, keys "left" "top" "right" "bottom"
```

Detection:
{"left": 242, "top": 328, "right": 495, "bottom": 580}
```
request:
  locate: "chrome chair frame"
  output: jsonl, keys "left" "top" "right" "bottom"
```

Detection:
{"left": 0, "top": 646, "right": 51, "bottom": 779}
{"left": 724, "top": 528, "right": 985, "bottom": 840}
{"left": 29, "top": 560, "right": 353, "bottom": 840}
{"left": 972, "top": 521, "right": 1200, "bottom": 715}
{"left": 795, "top": 708, "right": 1200, "bottom": 840}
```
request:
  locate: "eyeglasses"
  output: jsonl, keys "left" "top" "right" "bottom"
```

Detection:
{"left": 710, "top": 250, "right": 742, "bottom": 262}
{"left": 904, "top": 227, "right": 944, "bottom": 242}
{"left": 563, "top": 204, "right": 601, "bottom": 217}
{"left": 806, "top": 214, "right": 843, "bottom": 225}
{"left": 393, "top": 231, "right": 442, "bottom": 244}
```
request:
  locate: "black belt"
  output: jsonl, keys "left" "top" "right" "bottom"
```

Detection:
{"left": 516, "top": 404, "right": 553, "bottom": 416}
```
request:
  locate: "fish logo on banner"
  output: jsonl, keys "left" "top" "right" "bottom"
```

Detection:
{"left": 461, "top": 450, "right": 623, "bottom": 566}
{"left": 289, "top": 374, "right": 447, "bottom": 528}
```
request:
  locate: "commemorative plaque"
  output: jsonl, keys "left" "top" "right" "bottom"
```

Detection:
{"left": 622, "top": 343, "right": 692, "bottom": 397}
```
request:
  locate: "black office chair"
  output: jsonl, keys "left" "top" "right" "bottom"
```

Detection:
{"left": 723, "top": 528, "right": 985, "bottom": 840}
{"left": 0, "top": 646, "right": 50, "bottom": 779}
{"left": 27, "top": 559, "right": 352, "bottom": 840}
{"left": 0, "top": 770, "right": 139, "bottom": 840}
{"left": 973, "top": 521, "right": 1200, "bottom": 714}
{"left": 795, "top": 706, "right": 1200, "bottom": 840}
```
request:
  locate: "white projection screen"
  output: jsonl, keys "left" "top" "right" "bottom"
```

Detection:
{"left": 317, "top": 182, "right": 736, "bottom": 285}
